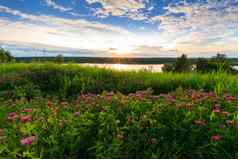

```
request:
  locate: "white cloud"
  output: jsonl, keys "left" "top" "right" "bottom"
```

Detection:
{"left": 86, "top": 0, "right": 149, "bottom": 20}
{"left": 150, "top": 0, "right": 238, "bottom": 54}
{"left": 44, "top": 0, "right": 72, "bottom": 12}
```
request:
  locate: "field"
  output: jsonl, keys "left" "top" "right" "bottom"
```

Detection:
{"left": 1, "top": 63, "right": 238, "bottom": 159}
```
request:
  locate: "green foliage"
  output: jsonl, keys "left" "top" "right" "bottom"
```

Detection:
{"left": 162, "top": 63, "right": 174, "bottom": 72}
{"left": 174, "top": 54, "right": 192, "bottom": 73}
{"left": 55, "top": 54, "right": 64, "bottom": 64}
{"left": 1, "top": 63, "right": 238, "bottom": 99}
{"left": 1, "top": 89, "right": 238, "bottom": 158}
{"left": 0, "top": 48, "right": 15, "bottom": 63}
{"left": 196, "top": 54, "right": 235, "bottom": 73}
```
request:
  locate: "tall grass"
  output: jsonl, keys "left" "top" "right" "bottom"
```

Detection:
{"left": 1, "top": 63, "right": 238, "bottom": 98}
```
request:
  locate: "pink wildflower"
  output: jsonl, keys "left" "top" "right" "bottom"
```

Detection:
{"left": 74, "top": 111, "right": 81, "bottom": 117}
{"left": 20, "top": 136, "right": 36, "bottom": 145}
{"left": 194, "top": 120, "right": 206, "bottom": 126}
{"left": 20, "top": 115, "right": 32, "bottom": 123}
{"left": 7, "top": 112, "right": 18, "bottom": 122}
{"left": 211, "top": 134, "right": 221, "bottom": 142}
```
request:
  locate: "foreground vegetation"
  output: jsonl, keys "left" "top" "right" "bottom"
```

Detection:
{"left": 1, "top": 63, "right": 238, "bottom": 99}
{"left": 1, "top": 63, "right": 238, "bottom": 158}
{"left": 1, "top": 89, "right": 238, "bottom": 158}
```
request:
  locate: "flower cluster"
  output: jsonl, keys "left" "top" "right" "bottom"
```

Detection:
{"left": 1, "top": 89, "right": 238, "bottom": 158}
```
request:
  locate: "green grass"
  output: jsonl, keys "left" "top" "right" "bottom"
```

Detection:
{"left": 1, "top": 63, "right": 238, "bottom": 99}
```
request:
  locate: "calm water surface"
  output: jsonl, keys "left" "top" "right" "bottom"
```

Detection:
{"left": 81, "top": 63, "right": 164, "bottom": 72}
{"left": 80, "top": 63, "right": 238, "bottom": 72}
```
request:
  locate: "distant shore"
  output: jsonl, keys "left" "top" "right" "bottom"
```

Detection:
{"left": 15, "top": 56, "right": 238, "bottom": 65}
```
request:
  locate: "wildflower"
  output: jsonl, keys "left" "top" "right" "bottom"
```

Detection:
{"left": 165, "top": 94, "right": 175, "bottom": 103}
{"left": 194, "top": 120, "right": 206, "bottom": 126}
{"left": 20, "top": 136, "right": 36, "bottom": 145}
{"left": 20, "top": 115, "right": 32, "bottom": 123}
{"left": 74, "top": 111, "right": 81, "bottom": 117}
{"left": 7, "top": 112, "right": 18, "bottom": 122}
{"left": 22, "top": 108, "right": 33, "bottom": 113}
{"left": 213, "top": 108, "right": 220, "bottom": 114}
{"left": 214, "top": 104, "right": 221, "bottom": 109}
{"left": 211, "top": 134, "right": 221, "bottom": 142}
{"left": 226, "top": 120, "right": 235, "bottom": 126}
{"left": 106, "top": 92, "right": 114, "bottom": 101}
{"left": 213, "top": 104, "right": 221, "bottom": 114}
{"left": 224, "top": 94, "right": 236, "bottom": 101}
{"left": 208, "top": 92, "right": 216, "bottom": 97}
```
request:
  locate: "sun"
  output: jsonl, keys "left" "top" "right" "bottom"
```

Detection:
{"left": 108, "top": 47, "right": 133, "bottom": 57}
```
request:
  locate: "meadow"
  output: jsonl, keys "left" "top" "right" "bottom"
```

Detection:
{"left": 1, "top": 63, "right": 238, "bottom": 159}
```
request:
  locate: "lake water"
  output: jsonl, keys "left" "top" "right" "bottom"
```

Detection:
{"left": 81, "top": 64, "right": 163, "bottom": 72}
{"left": 81, "top": 63, "right": 238, "bottom": 72}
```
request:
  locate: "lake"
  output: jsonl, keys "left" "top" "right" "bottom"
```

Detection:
{"left": 81, "top": 63, "right": 238, "bottom": 72}
{"left": 81, "top": 64, "right": 163, "bottom": 72}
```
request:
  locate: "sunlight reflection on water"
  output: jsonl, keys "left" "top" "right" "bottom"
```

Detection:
{"left": 81, "top": 63, "right": 164, "bottom": 72}
{"left": 80, "top": 64, "right": 238, "bottom": 72}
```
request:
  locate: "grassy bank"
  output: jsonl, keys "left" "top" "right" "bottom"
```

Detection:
{"left": 1, "top": 63, "right": 238, "bottom": 99}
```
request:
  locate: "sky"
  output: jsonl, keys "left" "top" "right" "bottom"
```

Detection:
{"left": 0, "top": 0, "right": 238, "bottom": 57}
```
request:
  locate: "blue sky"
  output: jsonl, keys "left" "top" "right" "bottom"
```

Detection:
{"left": 0, "top": 0, "right": 238, "bottom": 57}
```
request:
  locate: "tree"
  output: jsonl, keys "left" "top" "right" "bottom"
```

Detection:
{"left": 174, "top": 54, "right": 192, "bottom": 73}
{"left": 196, "top": 58, "right": 211, "bottom": 73}
{"left": 0, "top": 47, "right": 14, "bottom": 63}
{"left": 196, "top": 54, "right": 234, "bottom": 73}
{"left": 55, "top": 54, "right": 64, "bottom": 64}
{"left": 162, "top": 63, "right": 174, "bottom": 72}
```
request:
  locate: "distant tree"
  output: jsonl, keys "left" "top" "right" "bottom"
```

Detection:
{"left": 55, "top": 54, "right": 64, "bottom": 64}
{"left": 0, "top": 47, "right": 15, "bottom": 63}
{"left": 196, "top": 58, "right": 211, "bottom": 73}
{"left": 174, "top": 54, "right": 192, "bottom": 73}
{"left": 196, "top": 54, "right": 234, "bottom": 73}
{"left": 162, "top": 63, "right": 174, "bottom": 72}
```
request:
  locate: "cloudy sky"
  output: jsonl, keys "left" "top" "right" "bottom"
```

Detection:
{"left": 0, "top": 0, "right": 238, "bottom": 57}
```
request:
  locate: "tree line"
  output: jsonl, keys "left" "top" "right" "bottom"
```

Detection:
{"left": 162, "top": 54, "right": 237, "bottom": 73}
